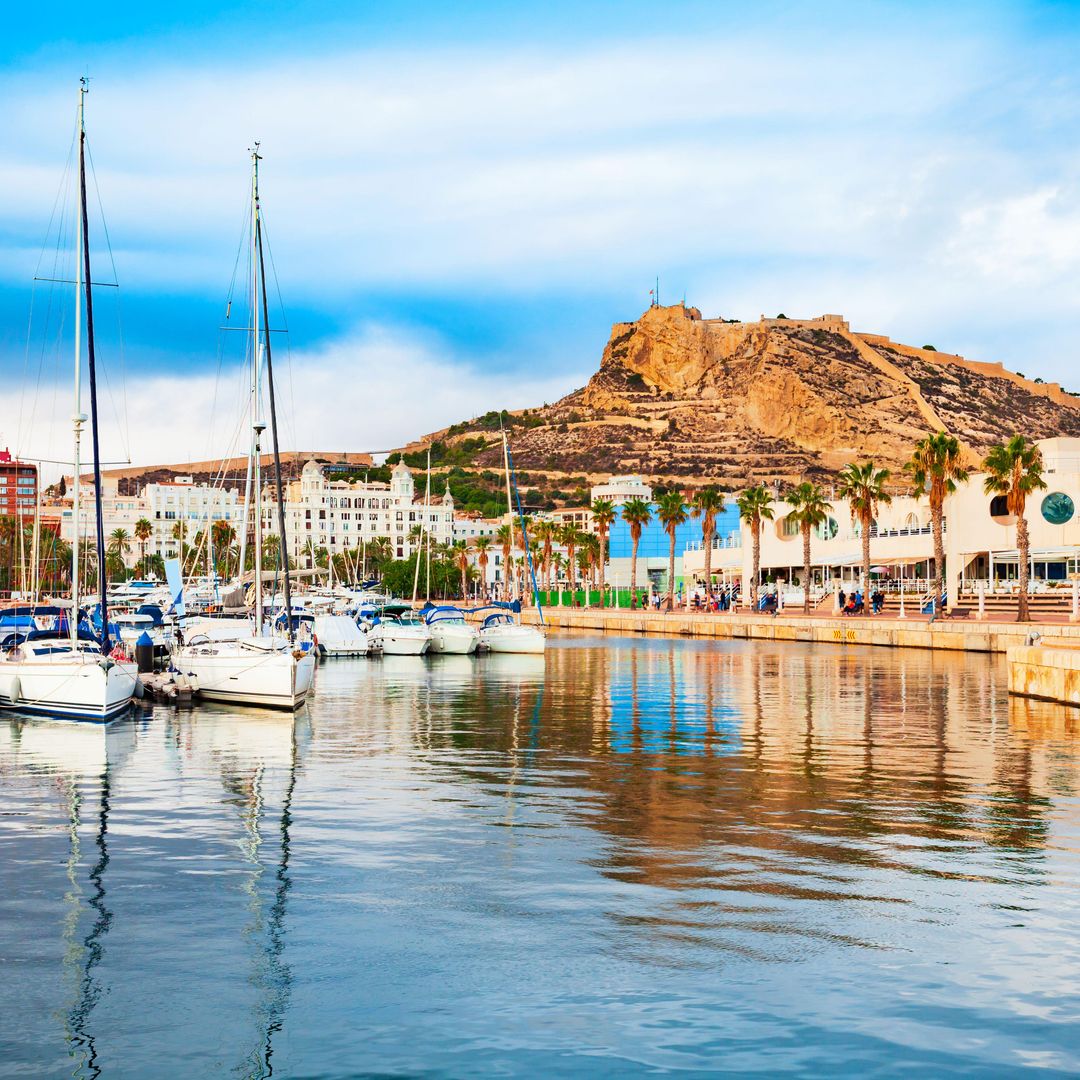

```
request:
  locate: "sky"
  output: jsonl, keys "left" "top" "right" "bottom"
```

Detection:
{"left": 3, "top": 0, "right": 1080, "bottom": 470}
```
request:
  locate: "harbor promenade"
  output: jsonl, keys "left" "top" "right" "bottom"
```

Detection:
{"left": 523, "top": 605, "right": 1080, "bottom": 655}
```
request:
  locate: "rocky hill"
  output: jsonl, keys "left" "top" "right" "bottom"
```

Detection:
{"left": 430, "top": 304, "right": 1080, "bottom": 491}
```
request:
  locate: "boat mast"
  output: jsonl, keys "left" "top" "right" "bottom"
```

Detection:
{"left": 254, "top": 156, "right": 295, "bottom": 643}
{"left": 79, "top": 84, "right": 110, "bottom": 655}
{"left": 251, "top": 145, "right": 265, "bottom": 634}
{"left": 502, "top": 428, "right": 515, "bottom": 600}
{"left": 71, "top": 80, "right": 87, "bottom": 643}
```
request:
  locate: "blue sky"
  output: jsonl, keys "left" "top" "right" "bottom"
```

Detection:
{"left": 4, "top": 1, "right": 1080, "bottom": 466}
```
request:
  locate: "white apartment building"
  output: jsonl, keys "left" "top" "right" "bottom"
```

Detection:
{"left": 57, "top": 476, "right": 243, "bottom": 567}
{"left": 260, "top": 459, "right": 455, "bottom": 563}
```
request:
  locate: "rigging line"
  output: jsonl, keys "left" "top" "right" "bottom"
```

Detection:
{"left": 18, "top": 145, "right": 75, "bottom": 457}
{"left": 83, "top": 137, "right": 131, "bottom": 462}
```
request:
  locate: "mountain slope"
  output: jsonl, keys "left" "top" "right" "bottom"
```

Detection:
{"left": 425, "top": 304, "right": 1080, "bottom": 491}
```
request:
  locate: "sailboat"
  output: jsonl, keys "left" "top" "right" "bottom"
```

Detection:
{"left": 478, "top": 430, "right": 546, "bottom": 655}
{"left": 0, "top": 81, "right": 138, "bottom": 722}
{"left": 171, "top": 146, "right": 315, "bottom": 710}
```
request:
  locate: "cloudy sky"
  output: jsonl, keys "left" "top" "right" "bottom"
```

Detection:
{"left": 3, "top": 1, "right": 1080, "bottom": 470}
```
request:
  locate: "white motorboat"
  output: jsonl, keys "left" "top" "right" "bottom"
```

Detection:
{"left": 369, "top": 611, "right": 430, "bottom": 656}
{"left": 479, "top": 612, "right": 546, "bottom": 654}
{"left": 423, "top": 606, "right": 479, "bottom": 654}
{"left": 0, "top": 639, "right": 138, "bottom": 722}
{"left": 172, "top": 634, "right": 315, "bottom": 710}
{"left": 313, "top": 615, "right": 371, "bottom": 657}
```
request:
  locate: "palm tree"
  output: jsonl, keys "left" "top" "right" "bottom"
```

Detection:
{"left": 656, "top": 491, "right": 689, "bottom": 610}
{"left": 496, "top": 523, "right": 514, "bottom": 598}
{"left": 552, "top": 552, "right": 566, "bottom": 591}
{"left": 107, "top": 528, "right": 131, "bottom": 570}
{"left": 837, "top": 462, "right": 892, "bottom": 615}
{"left": 785, "top": 482, "right": 829, "bottom": 614}
{"left": 622, "top": 497, "right": 652, "bottom": 608}
{"left": 474, "top": 536, "right": 492, "bottom": 598}
{"left": 451, "top": 540, "right": 470, "bottom": 599}
{"left": 561, "top": 524, "right": 581, "bottom": 594}
{"left": 211, "top": 519, "right": 236, "bottom": 578}
{"left": 736, "top": 485, "right": 774, "bottom": 612}
{"left": 582, "top": 533, "right": 602, "bottom": 596}
{"left": 905, "top": 432, "right": 969, "bottom": 614}
{"left": 532, "top": 519, "right": 554, "bottom": 591}
{"left": 591, "top": 499, "right": 616, "bottom": 607}
{"left": 133, "top": 517, "right": 153, "bottom": 573}
{"left": 982, "top": 435, "right": 1046, "bottom": 622}
{"left": 691, "top": 488, "right": 725, "bottom": 597}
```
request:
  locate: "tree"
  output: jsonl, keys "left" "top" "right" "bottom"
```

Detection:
{"left": 452, "top": 540, "right": 470, "bottom": 599}
{"left": 621, "top": 497, "right": 652, "bottom": 609}
{"left": 785, "top": 483, "right": 829, "bottom": 614}
{"left": 691, "top": 488, "right": 725, "bottom": 597}
{"left": 837, "top": 461, "right": 892, "bottom": 615}
{"left": 561, "top": 524, "right": 582, "bottom": 593}
{"left": 474, "top": 535, "right": 492, "bottom": 597}
{"left": 736, "top": 485, "right": 774, "bottom": 612}
{"left": 591, "top": 499, "right": 616, "bottom": 607}
{"left": 211, "top": 519, "right": 237, "bottom": 578}
{"left": 133, "top": 517, "right": 153, "bottom": 573}
{"left": 532, "top": 519, "right": 554, "bottom": 590}
{"left": 107, "top": 528, "right": 131, "bottom": 575}
{"left": 905, "top": 432, "right": 969, "bottom": 614}
{"left": 982, "top": 435, "right": 1046, "bottom": 622}
{"left": 656, "top": 492, "right": 689, "bottom": 610}
{"left": 496, "top": 523, "right": 514, "bottom": 598}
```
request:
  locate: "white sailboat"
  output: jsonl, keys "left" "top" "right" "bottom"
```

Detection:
{"left": 0, "top": 81, "right": 138, "bottom": 723}
{"left": 478, "top": 430, "right": 546, "bottom": 655}
{"left": 172, "top": 145, "right": 314, "bottom": 710}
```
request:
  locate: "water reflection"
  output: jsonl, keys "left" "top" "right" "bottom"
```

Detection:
{"left": 0, "top": 638, "right": 1078, "bottom": 1076}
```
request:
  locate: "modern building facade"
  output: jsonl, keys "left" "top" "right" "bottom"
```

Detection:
{"left": 0, "top": 449, "right": 37, "bottom": 520}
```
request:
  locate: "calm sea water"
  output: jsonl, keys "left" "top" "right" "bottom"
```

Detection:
{"left": 1, "top": 635, "right": 1079, "bottom": 1078}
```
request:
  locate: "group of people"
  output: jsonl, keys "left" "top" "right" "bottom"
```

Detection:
{"left": 838, "top": 587, "right": 886, "bottom": 615}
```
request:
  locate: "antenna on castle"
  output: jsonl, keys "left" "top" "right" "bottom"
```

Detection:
{"left": 656, "top": 276, "right": 660, "bottom": 307}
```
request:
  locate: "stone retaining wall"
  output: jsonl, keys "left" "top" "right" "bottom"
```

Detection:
{"left": 524, "top": 607, "right": 1080, "bottom": 655}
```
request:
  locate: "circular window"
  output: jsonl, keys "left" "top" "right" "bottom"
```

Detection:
{"left": 1041, "top": 492, "right": 1075, "bottom": 526}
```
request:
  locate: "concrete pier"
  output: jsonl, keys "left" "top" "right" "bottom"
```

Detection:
{"left": 1007, "top": 644, "right": 1080, "bottom": 707}
{"left": 525, "top": 607, "right": 1080, "bottom": 655}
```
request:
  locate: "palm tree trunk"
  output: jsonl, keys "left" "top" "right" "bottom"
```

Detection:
{"left": 704, "top": 527, "right": 713, "bottom": 600}
{"left": 599, "top": 529, "right": 606, "bottom": 608}
{"left": 931, "top": 500, "right": 945, "bottom": 614}
{"left": 667, "top": 533, "right": 676, "bottom": 611}
{"left": 862, "top": 516, "right": 871, "bottom": 616}
{"left": 1017, "top": 513, "right": 1030, "bottom": 622}
{"left": 751, "top": 524, "right": 760, "bottom": 612}
{"left": 802, "top": 526, "right": 811, "bottom": 614}
{"left": 630, "top": 536, "right": 639, "bottom": 608}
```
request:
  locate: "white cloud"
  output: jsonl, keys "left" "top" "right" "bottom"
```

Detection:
{"left": 5, "top": 324, "right": 583, "bottom": 481}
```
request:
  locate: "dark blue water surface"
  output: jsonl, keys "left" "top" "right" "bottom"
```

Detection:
{"left": 2, "top": 636, "right": 1079, "bottom": 1078}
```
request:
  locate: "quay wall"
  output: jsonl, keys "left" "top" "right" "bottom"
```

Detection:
{"left": 524, "top": 608, "right": 1080, "bottom": 655}
{"left": 1008, "top": 645, "right": 1080, "bottom": 707}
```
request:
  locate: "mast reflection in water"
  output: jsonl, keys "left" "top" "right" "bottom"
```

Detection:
{"left": 1, "top": 636, "right": 1079, "bottom": 1077}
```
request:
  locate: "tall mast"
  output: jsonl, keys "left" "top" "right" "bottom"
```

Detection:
{"left": 251, "top": 145, "right": 264, "bottom": 634}
{"left": 254, "top": 157, "right": 295, "bottom": 643}
{"left": 71, "top": 80, "right": 87, "bottom": 642}
{"left": 425, "top": 446, "right": 431, "bottom": 603}
{"left": 79, "top": 85, "right": 110, "bottom": 654}
{"left": 502, "top": 428, "right": 514, "bottom": 598}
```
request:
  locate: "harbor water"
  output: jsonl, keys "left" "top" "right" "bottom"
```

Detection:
{"left": 1, "top": 635, "right": 1079, "bottom": 1077}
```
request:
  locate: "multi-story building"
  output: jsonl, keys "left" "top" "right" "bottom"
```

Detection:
{"left": 590, "top": 475, "right": 653, "bottom": 505}
{"left": 0, "top": 448, "right": 38, "bottom": 519}
{"left": 261, "top": 459, "right": 455, "bottom": 564}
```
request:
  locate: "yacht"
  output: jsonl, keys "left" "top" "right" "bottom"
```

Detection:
{"left": 479, "top": 611, "right": 546, "bottom": 654}
{"left": 423, "top": 606, "right": 480, "bottom": 654}
{"left": 170, "top": 146, "right": 314, "bottom": 710}
{"left": 0, "top": 82, "right": 138, "bottom": 722}
{"left": 368, "top": 609, "right": 430, "bottom": 655}
{"left": 312, "top": 614, "right": 372, "bottom": 657}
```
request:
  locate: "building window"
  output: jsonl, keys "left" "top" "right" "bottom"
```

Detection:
{"left": 1041, "top": 492, "right": 1075, "bottom": 526}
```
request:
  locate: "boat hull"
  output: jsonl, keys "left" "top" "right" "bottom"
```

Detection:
{"left": 173, "top": 643, "right": 315, "bottom": 709}
{"left": 0, "top": 656, "right": 138, "bottom": 722}
{"left": 428, "top": 624, "right": 479, "bottom": 655}
{"left": 373, "top": 629, "right": 430, "bottom": 655}
{"left": 481, "top": 626, "right": 546, "bottom": 654}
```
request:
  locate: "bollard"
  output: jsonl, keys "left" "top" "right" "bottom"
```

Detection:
{"left": 135, "top": 631, "right": 155, "bottom": 674}
{"left": 978, "top": 580, "right": 986, "bottom": 621}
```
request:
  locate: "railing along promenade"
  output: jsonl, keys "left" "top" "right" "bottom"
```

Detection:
{"left": 524, "top": 603, "right": 1080, "bottom": 655}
